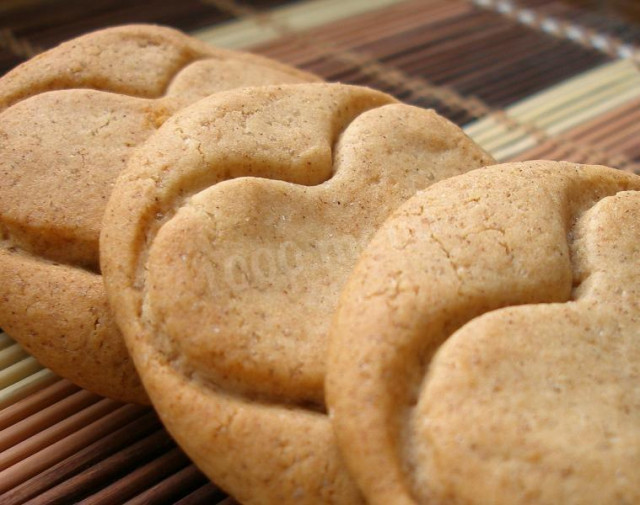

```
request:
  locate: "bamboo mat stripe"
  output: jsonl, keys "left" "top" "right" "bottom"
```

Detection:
{"left": 1, "top": 0, "right": 640, "bottom": 503}
{"left": 227, "top": 0, "right": 610, "bottom": 109}
{"left": 475, "top": 0, "right": 640, "bottom": 61}
{"left": 194, "top": 0, "right": 403, "bottom": 49}
{"left": 465, "top": 59, "right": 640, "bottom": 165}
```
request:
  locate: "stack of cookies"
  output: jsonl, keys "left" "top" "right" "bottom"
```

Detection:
{"left": 1, "top": 25, "right": 638, "bottom": 505}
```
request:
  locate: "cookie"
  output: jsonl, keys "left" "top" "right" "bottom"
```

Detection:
{"left": 100, "top": 82, "right": 494, "bottom": 504}
{"left": 0, "top": 24, "right": 318, "bottom": 403}
{"left": 326, "top": 161, "right": 640, "bottom": 505}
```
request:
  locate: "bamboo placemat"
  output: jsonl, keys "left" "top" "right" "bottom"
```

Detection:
{"left": 1, "top": 1, "right": 639, "bottom": 503}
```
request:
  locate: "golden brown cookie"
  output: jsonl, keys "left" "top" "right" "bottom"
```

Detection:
{"left": 326, "top": 161, "right": 640, "bottom": 505}
{"left": 100, "top": 82, "right": 494, "bottom": 504}
{"left": 0, "top": 25, "right": 318, "bottom": 403}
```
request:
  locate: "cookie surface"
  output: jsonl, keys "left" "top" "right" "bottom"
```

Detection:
{"left": 0, "top": 24, "right": 317, "bottom": 403}
{"left": 326, "top": 161, "right": 640, "bottom": 505}
{"left": 100, "top": 82, "right": 494, "bottom": 503}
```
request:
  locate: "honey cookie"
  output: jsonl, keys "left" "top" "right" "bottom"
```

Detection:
{"left": 100, "top": 83, "right": 494, "bottom": 503}
{"left": 327, "top": 161, "right": 640, "bottom": 505}
{"left": 0, "top": 24, "right": 318, "bottom": 403}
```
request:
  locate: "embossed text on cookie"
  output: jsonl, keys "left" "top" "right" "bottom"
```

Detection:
{"left": 222, "top": 235, "right": 359, "bottom": 290}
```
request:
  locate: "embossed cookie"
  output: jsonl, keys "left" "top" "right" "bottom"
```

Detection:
{"left": 0, "top": 24, "right": 318, "bottom": 403}
{"left": 327, "top": 161, "right": 640, "bottom": 505}
{"left": 100, "top": 83, "right": 494, "bottom": 504}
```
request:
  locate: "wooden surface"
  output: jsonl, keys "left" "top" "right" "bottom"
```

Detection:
{"left": 1, "top": 0, "right": 639, "bottom": 503}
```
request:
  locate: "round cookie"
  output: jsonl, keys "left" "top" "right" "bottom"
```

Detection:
{"left": 0, "top": 24, "right": 318, "bottom": 403}
{"left": 100, "top": 83, "right": 495, "bottom": 504}
{"left": 326, "top": 161, "right": 640, "bottom": 505}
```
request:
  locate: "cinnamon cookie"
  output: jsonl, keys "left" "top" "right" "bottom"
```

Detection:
{"left": 327, "top": 161, "right": 640, "bottom": 505}
{"left": 100, "top": 83, "right": 494, "bottom": 503}
{"left": 0, "top": 24, "right": 318, "bottom": 403}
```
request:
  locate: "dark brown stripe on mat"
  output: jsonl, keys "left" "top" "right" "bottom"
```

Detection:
{"left": 0, "top": 379, "right": 75, "bottom": 431}
{"left": 251, "top": 0, "right": 609, "bottom": 111}
{"left": 3, "top": 412, "right": 162, "bottom": 504}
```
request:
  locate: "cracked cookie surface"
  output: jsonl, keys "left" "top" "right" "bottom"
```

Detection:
{"left": 326, "top": 161, "right": 640, "bottom": 505}
{"left": 100, "top": 82, "right": 494, "bottom": 504}
{"left": 0, "top": 24, "right": 317, "bottom": 403}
